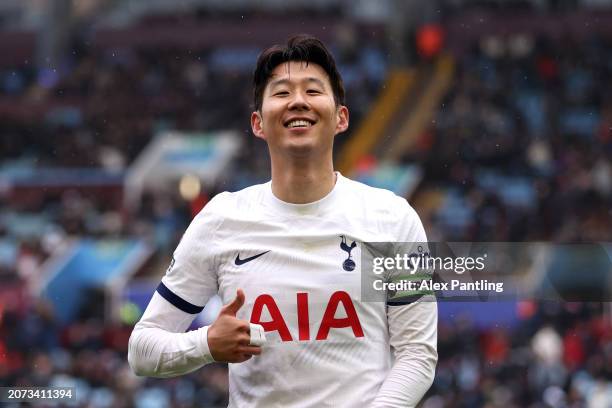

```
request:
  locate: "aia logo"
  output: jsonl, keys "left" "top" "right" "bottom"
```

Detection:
{"left": 250, "top": 291, "right": 364, "bottom": 341}
{"left": 340, "top": 235, "right": 357, "bottom": 271}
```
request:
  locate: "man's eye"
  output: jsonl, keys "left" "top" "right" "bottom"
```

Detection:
{"left": 307, "top": 89, "right": 322, "bottom": 94}
{"left": 274, "top": 91, "right": 289, "bottom": 96}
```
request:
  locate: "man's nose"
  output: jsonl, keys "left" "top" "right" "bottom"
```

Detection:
{"left": 288, "top": 90, "right": 310, "bottom": 110}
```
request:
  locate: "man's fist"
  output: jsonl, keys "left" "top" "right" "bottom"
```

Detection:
{"left": 207, "top": 289, "right": 263, "bottom": 363}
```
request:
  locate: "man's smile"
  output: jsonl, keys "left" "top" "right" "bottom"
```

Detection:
{"left": 283, "top": 117, "right": 316, "bottom": 128}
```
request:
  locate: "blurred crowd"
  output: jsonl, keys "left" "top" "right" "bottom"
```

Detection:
{"left": 0, "top": 295, "right": 230, "bottom": 407}
{"left": 0, "top": 7, "right": 611, "bottom": 408}
{"left": 425, "top": 302, "right": 612, "bottom": 408}
{"left": 420, "top": 32, "right": 612, "bottom": 242}
{"left": 0, "top": 25, "right": 386, "bottom": 172}
{"left": 415, "top": 27, "right": 612, "bottom": 407}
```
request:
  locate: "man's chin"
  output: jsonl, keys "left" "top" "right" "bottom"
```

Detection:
{"left": 279, "top": 140, "right": 323, "bottom": 158}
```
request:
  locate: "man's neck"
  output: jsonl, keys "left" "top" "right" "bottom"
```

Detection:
{"left": 270, "top": 157, "right": 336, "bottom": 204}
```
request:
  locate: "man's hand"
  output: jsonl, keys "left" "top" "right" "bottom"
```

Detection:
{"left": 207, "top": 289, "right": 263, "bottom": 363}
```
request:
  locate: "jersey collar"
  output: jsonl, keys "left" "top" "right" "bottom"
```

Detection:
{"left": 264, "top": 171, "right": 345, "bottom": 216}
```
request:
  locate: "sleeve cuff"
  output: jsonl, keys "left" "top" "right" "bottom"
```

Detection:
{"left": 192, "top": 325, "right": 216, "bottom": 364}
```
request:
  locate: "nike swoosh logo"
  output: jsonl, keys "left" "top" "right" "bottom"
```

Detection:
{"left": 235, "top": 250, "right": 270, "bottom": 266}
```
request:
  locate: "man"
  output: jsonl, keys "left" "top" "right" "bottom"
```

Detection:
{"left": 128, "top": 34, "right": 437, "bottom": 407}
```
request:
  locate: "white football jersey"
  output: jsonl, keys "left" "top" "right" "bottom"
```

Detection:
{"left": 158, "top": 172, "right": 436, "bottom": 407}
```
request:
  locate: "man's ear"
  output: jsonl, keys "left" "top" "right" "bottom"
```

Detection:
{"left": 335, "top": 105, "right": 349, "bottom": 135}
{"left": 251, "top": 111, "right": 265, "bottom": 140}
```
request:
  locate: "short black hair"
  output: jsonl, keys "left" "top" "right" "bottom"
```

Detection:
{"left": 252, "top": 34, "right": 345, "bottom": 112}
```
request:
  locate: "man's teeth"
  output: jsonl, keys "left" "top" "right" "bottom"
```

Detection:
{"left": 287, "top": 120, "right": 312, "bottom": 128}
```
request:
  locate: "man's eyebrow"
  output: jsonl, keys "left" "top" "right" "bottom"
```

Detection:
{"left": 268, "top": 77, "right": 327, "bottom": 89}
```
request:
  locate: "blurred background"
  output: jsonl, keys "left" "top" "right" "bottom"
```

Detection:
{"left": 0, "top": 0, "right": 611, "bottom": 407}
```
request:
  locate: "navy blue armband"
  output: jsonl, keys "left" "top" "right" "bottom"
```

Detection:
{"left": 387, "top": 293, "right": 426, "bottom": 306}
{"left": 156, "top": 282, "right": 204, "bottom": 314}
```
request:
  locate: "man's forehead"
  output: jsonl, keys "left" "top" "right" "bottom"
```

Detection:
{"left": 268, "top": 61, "right": 330, "bottom": 84}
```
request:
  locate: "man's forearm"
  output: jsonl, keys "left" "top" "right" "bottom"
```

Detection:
{"left": 372, "top": 299, "right": 438, "bottom": 407}
{"left": 370, "top": 344, "right": 437, "bottom": 407}
{"left": 127, "top": 292, "right": 215, "bottom": 377}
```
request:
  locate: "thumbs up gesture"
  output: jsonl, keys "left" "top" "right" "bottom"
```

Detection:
{"left": 207, "top": 289, "right": 263, "bottom": 363}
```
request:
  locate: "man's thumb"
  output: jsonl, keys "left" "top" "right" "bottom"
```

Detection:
{"left": 220, "top": 289, "right": 245, "bottom": 316}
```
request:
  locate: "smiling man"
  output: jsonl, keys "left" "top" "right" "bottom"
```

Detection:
{"left": 128, "top": 35, "right": 437, "bottom": 407}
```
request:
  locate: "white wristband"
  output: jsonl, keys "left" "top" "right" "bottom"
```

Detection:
{"left": 249, "top": 323, "right": 267, "bottom": 346}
